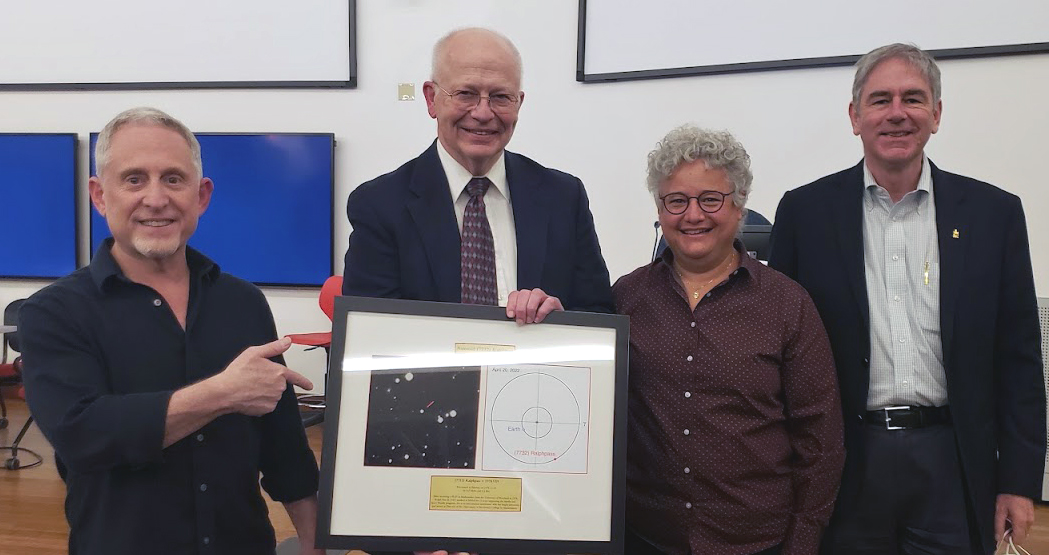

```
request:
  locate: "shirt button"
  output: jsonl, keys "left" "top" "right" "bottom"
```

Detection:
{"left": 685, "top": 502, "right": 693, "bottom": 509}
{"left": 684, "top": 391, "right": 691, "bottom": 398}
{"left": 894, "top": 295, "right": 900, "bottom": 302}
{"left": 202, "top": 537, "right": 210, "bottom": 546}
{"left": 683, "top": 429, "right": 690, "bottom": 436}
{"left": 153, "top": 298, "right": 162, "bottom": 307}
{"left": 690, "top": 322, "right": 696, "bottom": 328}
{"left": 686, "top": 355, "right": 693, "bottom": 362}
{"left": 196, "top": 434, "right": 204, "bottom": 442}
{"left": 200, "top": 483, "right": 208, "bottom": 492}
{"left": 903, "top": 380, "right": 909, "bottom": 385}
{"left": 899, "top": 338, "right": 906, "bottom": 343}
{"left": 684, "top": 467, "right": 690, "bottom": 474}
{"left": 892, "top": 255, "right": 899, "bottom": 261}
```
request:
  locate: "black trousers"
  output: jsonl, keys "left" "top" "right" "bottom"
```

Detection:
{"left": 823, "top": 423, "right": 982, "bottom": 555}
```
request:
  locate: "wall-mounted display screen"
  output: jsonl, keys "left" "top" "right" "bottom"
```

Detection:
{"left": 90, "top": 133, "right": 335, "bottom": 287}
{"left": 0, "top": 0, "right": 356, "bottom": 90}
{"left": 0, "top": 133, "right": 78, "bottom": 279}
{"left": 578, "top": 0, "right": 1049, "bottom": 82}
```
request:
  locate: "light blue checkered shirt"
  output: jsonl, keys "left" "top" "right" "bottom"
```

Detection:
{"left": 863, "top": 157, "right": 948, "bottom": 409}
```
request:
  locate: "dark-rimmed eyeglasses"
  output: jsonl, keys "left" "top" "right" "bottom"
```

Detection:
{"left": 433, "top": 82, "right": 521, "bottom": 113}
{"left": 659, "top": 190, "right": 734, "bottom": 215}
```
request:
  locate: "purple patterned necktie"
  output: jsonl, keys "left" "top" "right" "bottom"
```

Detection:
{"left": 460, "top": 177, "right": 498, "bottom": 305}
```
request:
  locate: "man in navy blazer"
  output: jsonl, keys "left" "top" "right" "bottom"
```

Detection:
{"left": 343, "top": 27, "right": 613, "bottom": 322}
{"left": 769, "top": 44, "right": 1044, "bottom": 554}
{"left": 343, "top": 27, "right": 612, "bottom": 555}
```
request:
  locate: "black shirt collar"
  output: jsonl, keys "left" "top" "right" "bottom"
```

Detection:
{"left": 89, "top": 238, "right": 221, "bottom": 292}
{"left": 656, "top": 238, "right": 757, "bottom": 283}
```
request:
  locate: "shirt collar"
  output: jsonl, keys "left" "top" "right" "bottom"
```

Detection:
{"left": 863, "top": 155, "right": 934, "bottom": 212}
{"left": 89, "top": 237, "right": 220, "bottom": 292}
{"left": 436, "top": 139, "right": 510, "bottom": 203}
{"left": 656, "top": 238, "right": 757, "bottom": 285}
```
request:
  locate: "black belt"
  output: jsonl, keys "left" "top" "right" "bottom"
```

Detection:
{"left": 864, "top": 405, "right": 951, "bottom": 430}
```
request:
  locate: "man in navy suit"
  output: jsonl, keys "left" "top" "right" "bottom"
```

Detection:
{"left": 343, "top": 27, "right": 613, "bottom": 322}
{"left": 342, "top": 27, "right": 612, "bottom": 555}
{"left": 769, "top": 43, "right": 1044, "bottom": 554}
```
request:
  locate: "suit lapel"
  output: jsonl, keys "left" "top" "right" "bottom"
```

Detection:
{"left": 505, "top": 152, "right": 549, "bottom": 290}
{"left": 406, "top": 142, "right": 462, "bottom": 302}
{"left": 931, "top": 162, "right": 968, "bottom": 368}
{"left": 834, "top": 162, "right": 871, "bottom": 334}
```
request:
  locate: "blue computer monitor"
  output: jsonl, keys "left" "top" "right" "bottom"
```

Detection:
{"left": 0, "top": 133, "right": 78, "bottom": 279}
{"left": 89, "top": 133, "right": 335, "bottom": 287}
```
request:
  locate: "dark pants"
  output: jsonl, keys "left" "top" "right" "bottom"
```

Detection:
{"left": 624, "top": 528, "right": 782, "bottom": 555}
{"left": 824, "top": 423, "right": 981, "bottom": 555}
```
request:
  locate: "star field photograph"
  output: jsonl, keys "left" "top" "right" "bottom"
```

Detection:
{"left": 363, "top": 365, "right": 481, "bottom": 469}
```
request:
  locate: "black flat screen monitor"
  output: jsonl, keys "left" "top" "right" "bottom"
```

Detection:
{"left": 652, "top": 216, "right": 773, "bottom": 262}
{"left": 90, "top": 133, "right": 335, "bottom": 287}
{"left": 0, "top": 133, "right": 78, "bottom": 279}
{"left": 738, "top": 224, "right": 772, "bottom": 261}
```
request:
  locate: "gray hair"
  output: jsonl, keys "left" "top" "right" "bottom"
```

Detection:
{"left": 646, "top": 125, "right": 752, "bottom": 212}
{"left": 95, "top": 107, "right": 202, "bottom": 178}
{"left": 431, "top": 27, "right": 523, "bottom": 85}
{"left": 852, "top": 43, "right": 941, "bottom": 107}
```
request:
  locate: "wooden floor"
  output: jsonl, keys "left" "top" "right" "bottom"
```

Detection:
{"left": 0, "top": 397, "right": 365, "bottom": 555}
{"left": 4, "top": 395, "right": 1049, "bottom": 554}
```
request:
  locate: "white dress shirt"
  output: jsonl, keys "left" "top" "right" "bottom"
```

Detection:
{"left": 436, "top": 141, "right": 518, "bottom": 306}
{"left": 863, "top": 156, "right": 948, "bottom": 409}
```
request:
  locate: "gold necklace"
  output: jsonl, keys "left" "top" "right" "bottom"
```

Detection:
{"left": 675, "top": 252, "right": 737, "bottom": 300}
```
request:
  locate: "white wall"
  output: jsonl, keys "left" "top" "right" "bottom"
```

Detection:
{"left": 3, "top": 0, "right": 1048, "bottom": 391}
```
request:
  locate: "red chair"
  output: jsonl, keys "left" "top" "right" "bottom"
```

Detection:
{"left": 0, "top": 299, "right": 40, "bottom": 470}
{"left": 0, "top": 299, "right": 26, "bottom": 431}
{"left": 286, "top": 276, "right": 341, "bottom": 427}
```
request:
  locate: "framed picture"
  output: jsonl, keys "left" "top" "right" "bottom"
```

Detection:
{"left": 317, "top": 296, "right": 629, "bottom": 554}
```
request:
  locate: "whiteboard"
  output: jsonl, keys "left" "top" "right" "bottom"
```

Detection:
{"left": 577, "top": 0, "right": 1049, "bottom": 82}
{"left": 0, "top": 0, "right": 356, "bottom": 89}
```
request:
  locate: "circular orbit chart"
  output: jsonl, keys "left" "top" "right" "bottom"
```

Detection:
{"left": 488, "top": 371, "right": 583, "bottom": 465}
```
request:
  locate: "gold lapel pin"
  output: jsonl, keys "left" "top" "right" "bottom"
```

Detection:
{"left": 952, "top": 229, "right": 960, "bottom": 239}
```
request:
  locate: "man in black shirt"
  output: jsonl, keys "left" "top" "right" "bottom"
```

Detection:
{"left": 19, "top": 107, "right": 324, "bottom": 555}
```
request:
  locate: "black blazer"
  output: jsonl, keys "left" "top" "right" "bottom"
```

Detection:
{"left": 342, "top": 142, "right": 614, "bottom": 313}
{"left": 768, "top": 160, "right": 1045, "bottom": 550}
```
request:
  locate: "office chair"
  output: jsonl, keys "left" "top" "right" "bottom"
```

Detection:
{"left": 4, "top": 383, "right": 41, "bottom": 470}
{"left": 0, "top": 298, "right": 41, "bottom": 470}
{"left": 0, "top": 299, "right": 26, "bottom": 430}
{"left": 286, "top": 276, "right": 342, "bottom": 428}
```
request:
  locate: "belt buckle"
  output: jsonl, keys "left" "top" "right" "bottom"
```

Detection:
{"left": 883, "top": 405, "right": 911, "bottom": 430}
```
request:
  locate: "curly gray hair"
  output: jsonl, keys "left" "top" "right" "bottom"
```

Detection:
{"left": 646, "top": 125, "right": 752, "bottom": 211}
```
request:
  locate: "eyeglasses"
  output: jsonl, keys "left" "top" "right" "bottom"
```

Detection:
{"left": 659, "top": 190, "right": 734, "bottom": 215}
{"left": 433, "top": 82, "right": 521, "bottom": 113}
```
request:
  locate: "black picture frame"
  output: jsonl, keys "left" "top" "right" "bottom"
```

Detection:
{"left": 316, "top": 296, "right": 629, "bottom": 555}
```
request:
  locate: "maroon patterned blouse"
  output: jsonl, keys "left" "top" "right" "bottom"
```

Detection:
{"left": 614, "top": 247, "right": 844, "bottom": 555}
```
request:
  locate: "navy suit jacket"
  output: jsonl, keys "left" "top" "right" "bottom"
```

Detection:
{"left": 768, "top": 160, "right": 1044, "bottom": 551}
{"left": 343, "top": 142, "right": 613, "bottom": 313}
